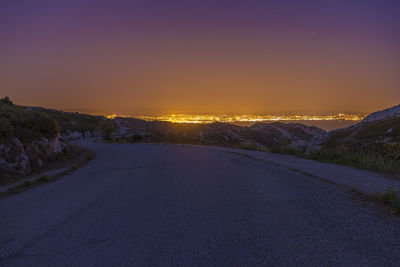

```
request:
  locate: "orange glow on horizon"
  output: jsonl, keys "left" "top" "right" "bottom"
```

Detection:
{"left": 106, "top": 113, "right": 366, "bottom": 124}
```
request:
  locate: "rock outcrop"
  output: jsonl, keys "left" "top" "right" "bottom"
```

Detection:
{"left": 112, "top": 117, "right": 327, "bottom": 152}
{"left": 0, "top": 134, "right": 69, "bottom": 177}
{"left": 250, "top": 122, "right": 327, "bottom": 152}
{"left": 361, "top": 104, "right": 400, "bottom": 123}
{"left": 324, "top": 104, "right": 400, "bottom": 149}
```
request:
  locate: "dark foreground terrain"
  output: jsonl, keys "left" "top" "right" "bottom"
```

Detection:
{"left": 1, "top": 141, "right": 400, "bottom": 266}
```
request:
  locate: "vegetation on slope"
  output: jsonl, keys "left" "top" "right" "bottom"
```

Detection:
{"left": 0, "top": 97, "right": 114, "bottom": 185}
{"left": 269, "top": 118, "right": 400, "bottom": 175}
{"left": 34, "top": 107, "right": 107, "bottom": 135}
{"left": 98, "top": 119, "right": 118, "bottom": 140}
{"left": 375, "top": 186, "right": 400, "bottom": 215}
{"left": 319, "top": 118, "right": 400, "bottom": 175}
{"left": 0, "top": 96, "right": 116, "bottom": 141}
{"left": 0, "top": 97, "right": 59, "bottom": 143}
{"left": 326, "top": 118, "right": 400, "bottom": 148}
{"left": 308, "top": 144, "right": 400, "bottom": 175}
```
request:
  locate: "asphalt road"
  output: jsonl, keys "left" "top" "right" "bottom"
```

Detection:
{"left": 1, "top": 141, "right": 400, "bottom": 266}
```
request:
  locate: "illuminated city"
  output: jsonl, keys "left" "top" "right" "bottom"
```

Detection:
{"left": 107, "top": 113, "right": 366, "bottom": 124}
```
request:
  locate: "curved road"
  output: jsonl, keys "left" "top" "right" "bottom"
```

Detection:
{"left": 1, "top": 141, "right": 400, "bottom": 266}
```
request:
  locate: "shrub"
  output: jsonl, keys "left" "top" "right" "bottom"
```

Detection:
{"left": 98, "top": 119, "right": 117, "bottom": 140}
{"left": 236, "top": 142, "right": 268, "bottom": 151}
{"left": 12, "top": 112, "right": 60, "bottom": 142}
{"left": 36, "top": 175, "right": 51, "bottom": 183}
{"left": 37, "top": 108, "right": 106, "bottom": 134}
{"left": 0, "top": 117, "right": 14, "bottom": 141}
{"left": 0, "top": 96, "right": 13, "bottom": 105}
{"left": 0, "top": 105, "right": 60, "bottom": 143}
{"left": 270, "top": 146, "right": 304, "bottom": 157}
{"left": 131, "top": 134, "right": 143, "bottom": 142}
{"left": 375, "top": 186, "right": 400, "bottom": 214}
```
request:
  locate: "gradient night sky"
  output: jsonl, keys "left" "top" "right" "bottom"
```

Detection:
{"left": 1, "top": 0, "right": 399, "bottom": 115}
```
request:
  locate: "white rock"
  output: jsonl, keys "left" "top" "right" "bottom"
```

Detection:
{"left": 68, "top": 131, "right": 84, "bottom": 140}
{"left": 49, "top": 135, "right": 63, "bottom": 153}
{"left": 362, "top": 104, "right": 400, "bottom": 123}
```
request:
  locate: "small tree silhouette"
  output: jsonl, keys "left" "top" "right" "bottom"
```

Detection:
{"left": 99, "top": 119, "right": 117, "bottom": 140}
{"left": 1, "top": 96, "right": 13, "bottom": 105}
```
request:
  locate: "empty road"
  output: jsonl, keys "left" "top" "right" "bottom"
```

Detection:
{"left": 1, "top": 141, "right": 400, "bottom": 266}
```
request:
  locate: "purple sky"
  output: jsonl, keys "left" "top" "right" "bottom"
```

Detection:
{"left": 1, "top": 0, "right": 399, "bottom": 115}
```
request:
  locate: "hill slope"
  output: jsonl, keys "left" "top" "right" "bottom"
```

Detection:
{"left": 113, "top": 117, "right": 327, "bottom": 151}
{"left": 314, "top": 104, "right": 400, "bottom": 175}
{"left": 0, "top": 101, "right": 68, "bottom": 182}
{"left": 0, "top": 99, "right": 112, "bottom": 184}
{"left": 361, "top": 104, "right": 400, "bottom": 123}
{"left": 31, "top": 107, "right": 107, "bottom": 139}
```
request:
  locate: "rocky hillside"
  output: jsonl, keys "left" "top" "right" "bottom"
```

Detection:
{"left": 325, "top": 118, "right": 400, "bottom": 149}
{"left": 0, "top": 98, "right": 113, "bottom": 183}
{"left": 317, "top": 104, "right": 400, "bottom": 175}
{"left": 0, "top": 99, "right": 68, "bottom": 182}
{"left": 325, "top": 105, "right": 400, "bottom": 149}
{"left": 361, "top": 104, "right": 400, "bottom": 123}
{"left": 113, "top": 117, "right": 327, "bottom": 151}
{"left": 31, "top": 107, "right": 107, "bottom": 139}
